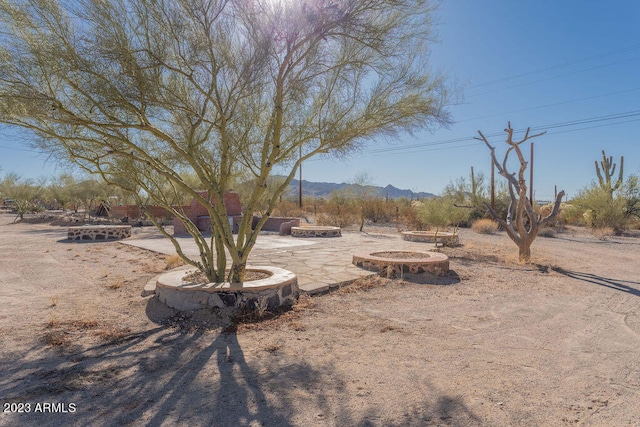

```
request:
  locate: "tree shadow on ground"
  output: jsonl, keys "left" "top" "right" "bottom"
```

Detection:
{"left": 552, "top": 267, "right": 640, "bottom": 297}
{"left": 0, "top": 297, "right": 482, "bottom": 427}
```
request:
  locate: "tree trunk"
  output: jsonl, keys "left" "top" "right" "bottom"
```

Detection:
{"left": 229, "top": 262, "right": 246, "bottom": 284}
{"left": 518, "top": 242, "right": 532, "bottom": 263}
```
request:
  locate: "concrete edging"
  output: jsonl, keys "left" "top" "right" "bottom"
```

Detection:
{"left": 154, "top": 266, "right": 299, "bottom": 311}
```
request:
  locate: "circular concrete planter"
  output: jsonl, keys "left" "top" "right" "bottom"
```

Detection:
{"left": 155, "top": 266, "right": 299, "bottom": 312}
{"left": 401, "top": 231, "right": 459, "bottom": 246}
{"left": 353, "top": 250, "right": 449, "bottom": 276}
{"left": 291, "top": 226, "right": 342, "bottom": 237}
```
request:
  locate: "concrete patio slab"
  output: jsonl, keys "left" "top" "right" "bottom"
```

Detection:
{"left": 123, "top": 230, "right": 439, "bottom": 295}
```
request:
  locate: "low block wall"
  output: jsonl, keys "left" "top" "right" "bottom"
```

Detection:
{"left": 353, "top": 251, "right": 449, "bottom": 276}
{"left": 291, "top": 226, "right": 341, "bottom": 237}
{"left": 68, "top": 225, "right": 132, "bottom": 241}
{"left": 252, "top": 216, "right": 301, "bottom": 232}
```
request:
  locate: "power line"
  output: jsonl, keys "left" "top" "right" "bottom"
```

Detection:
{"left": 0, "top": 144, "right": 38, "bottom": 153}
{"left": 468, "top": 56, "right": 640, "bottom": 98}
{"left": 459, "top": 86, "right": 640, "bottom": 123}
{"left": 345, "top": 110, "right": 640, "bottom": 157}
{"left": 468, "top": 43, "right": 640, "bottom": 89}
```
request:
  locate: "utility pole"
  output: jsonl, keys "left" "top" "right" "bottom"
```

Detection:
{"left": 298, "top": 145, "right": 303, "bottom": 208}
{"left": 491, "top": 157, "right": 495, "bottom": 210}
{"left": 529, "top": 142, "right": 534, "bottom": 203}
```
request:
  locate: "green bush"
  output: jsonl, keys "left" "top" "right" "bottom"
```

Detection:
{"left": 571, "top": 186, "right": 628, "bottom": 233}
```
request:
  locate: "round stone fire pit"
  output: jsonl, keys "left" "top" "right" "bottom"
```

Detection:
{"left": 291, "top": 226, "right": 341, "bottom": 237}
{"left": 155, "top": 266, "right": 299, "bottom": 312}
{"left": 353, "top": 251, "right": 449, "bottom": 276}
{"left": 401, "top": 231, "right": 459, "bottom": 246}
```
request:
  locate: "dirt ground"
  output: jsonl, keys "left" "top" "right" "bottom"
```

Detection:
{"left": 0, "top": 213, "right": 639, "bottom": 426}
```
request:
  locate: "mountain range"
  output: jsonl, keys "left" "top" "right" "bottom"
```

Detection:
{"left": 288, "top": 179, "right": 435, "bottom": 200}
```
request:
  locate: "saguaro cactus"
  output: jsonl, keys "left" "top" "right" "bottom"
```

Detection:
{"left": 595, "top": 150, "right": 624, "bottom": 196}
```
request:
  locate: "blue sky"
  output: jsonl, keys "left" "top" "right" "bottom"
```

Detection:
{"left": 1, "top": 1, "right": 639, "bottom": 200}
{"left": 304, "top": 0, "right": 640, "bottom": 200}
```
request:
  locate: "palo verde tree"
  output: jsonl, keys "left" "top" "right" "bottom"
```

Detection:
{"left": 475, "top": 123, "right": 564, "bottom": 263}
{"left": 0, "top": 0, "right": 450, "bottom": 282}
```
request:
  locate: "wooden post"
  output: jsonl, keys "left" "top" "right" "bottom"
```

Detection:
{"left": 491, "top": 158, "right": 495, "bottom": 210}
{"left": 298, "top": 145, "right": 303, "bottom": 209}
{"left": 529, "top": 142, "right": 534, "bottom": 203}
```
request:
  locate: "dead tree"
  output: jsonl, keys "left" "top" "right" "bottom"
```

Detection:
{"left": 595, "top": 150, "right": 624, "bottom": 196}
{"left": 474, "top": 122, "right": 565, "bottom": 263}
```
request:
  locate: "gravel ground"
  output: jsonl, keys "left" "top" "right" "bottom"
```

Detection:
{"left": 0, "top": 213, "right": 639, "bottom": 426}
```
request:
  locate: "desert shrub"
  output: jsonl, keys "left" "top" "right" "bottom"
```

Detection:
{"left": 538, "top": 202, "right": 571, "bottom": 230}
{"left": 362, "top": 198, "right": 395, "bottom": 223}
{"left": 165, "top": 254, "right": 186, "bottom": 270}
{"left": 537, "top": 227, "right": 556, "bottom": 238}
{"left": 418, "top": 197, "right": 450, "bottom": 231}
{"left": 591, "top": 226, "right": 615, "bottom": 240}
{"left": 472, "top": 218, "right": 499, "bottom": 234}
{"left": 316, "top": 203, "right": 359, "bottom": 228}
{"left": 572, "top": 186, "right": 628, "bottom": 233}
{"left": 272, "top": 200, "right": 305, "bottom": 218}
{"left": 398, "top": 202, "right": 428, "bottom": 230}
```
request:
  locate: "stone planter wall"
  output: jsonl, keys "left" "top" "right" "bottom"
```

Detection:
{"left": 353, "top": 251, "right": 449, "bottom": 276}
{"left": 291, "top": 226, "right": 341, "bottom": 237}
{"left": 155, "top": 266, "right": 299, "bottom": 312}
{"left": 401, "top": 231, "right": 459, "bottom": 246}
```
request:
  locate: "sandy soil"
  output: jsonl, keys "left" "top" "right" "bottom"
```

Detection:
{"left": 0, "top": 213, "right": 639, "bottom": 426}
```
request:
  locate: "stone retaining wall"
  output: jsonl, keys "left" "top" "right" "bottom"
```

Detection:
{"left": 401, "top": 231, "right": 459, "bottom": 246}
{"left": 353, "top": 251, "right": 449, "bottom": 276}
{"left": 68, "top": 225, "right": 132, "bottom": 241}
{"left": 291, "top": 226, "right": 341, "bottom": 237}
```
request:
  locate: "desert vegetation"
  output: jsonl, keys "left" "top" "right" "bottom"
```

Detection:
{"left": 0, "top": 0, "right": 451, "bottom": 283}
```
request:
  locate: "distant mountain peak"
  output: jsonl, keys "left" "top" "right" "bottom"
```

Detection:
{"left": 289, "top": 178, "right": 434, "bottom": 199}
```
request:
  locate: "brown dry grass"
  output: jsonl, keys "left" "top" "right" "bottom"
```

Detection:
{"left": 592, "top": 226, "right": 615, "bottom": 240}
{"left": 44, "top": 314, "right": 132, "bottom": 347}
{"left": 471, "top": 218, "right": 499, "bottom": 234}
{"left": 337, "top": 276, "right": 392, "bottom": 294}
{"left": 165, "top": 254, "right": 186, "bottom": 270}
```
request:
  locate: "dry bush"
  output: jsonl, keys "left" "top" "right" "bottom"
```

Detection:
{"left": 539, "top": 202, "right": 570, "bottom": 230}
{"left": 362, "top": 198, "right": 395, "bottom": 223}
{"left": 231, "top": 294, "right": 317, "bottom": 333}
{"left": 337, "top": 276, "right": 393, "bottom": 294}
{"left": 70, "top": 318, "right": 100, "bottom": 329}
{"left": 93, "top": 326, "right": 132, "bottom": 343}
{"left": 472, "top": 218, "right": 499, "bottom": 234}
{"left": 262, "top": 343, "right": 281, "bottom": 353}
{"left": 43, "top": 330, "right": 70, "bottom": 347}
{"left": 537, "top": 227, "right": 557, "bottom": 238}
{"left": 288, "top": 322, "right": 307, "bottom": 332}
{"left": 165, "top": 254, "right": 186, "bottom": 270}
{"left": 272, "top": 200, "right": 305, "bottom": 218}
{"left": 106, "top": 279, "right": 125, "bottom": 290}
{"left": 316, "top": 210, "right": 358, "bottom": 228}
{"left": 592, "top": 226, "right": 615, "bottom": 240}
{"left": 397, "top": 203, "right": 428, "bottom": 230}
{"left": 47, "top": 313, "right": 61, "bottom": 328}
